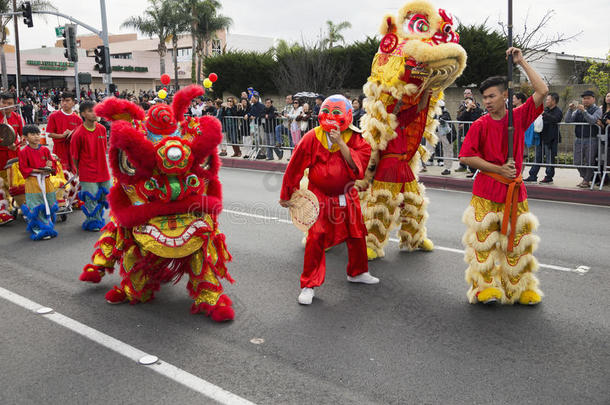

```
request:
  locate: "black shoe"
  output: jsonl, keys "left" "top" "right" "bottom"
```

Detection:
{"left": 441, "top": 169, "right": 451, "bottom": 175}
{"left": 256, "top": 154, "right": 266, "bottom": 160}
{"left": 466, "top": 172, "right": 475, "bottom": 178}
{"left": 243, "top": 155, "right": 250, "bottom": 159}
{"left": 540, "top": 177, "right": 553, "bottom": 184}
{"left": 523, "top": 176, "right": 538, "bottom": 182}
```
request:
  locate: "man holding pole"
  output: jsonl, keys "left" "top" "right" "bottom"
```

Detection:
{"left": 459, "top": 47, "right": 548, "bottom": 305}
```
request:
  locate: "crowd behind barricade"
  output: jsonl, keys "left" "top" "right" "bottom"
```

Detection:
{"left": 428, "top": 88, "right": 610, "bottom": 189}
{"left": 1, "top": 82, "right": 608, "bottom": 189}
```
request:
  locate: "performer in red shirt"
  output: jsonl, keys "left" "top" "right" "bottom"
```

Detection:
{"left": 71, "top": 101, "right": 111, "bottom": 231}
{"left": 19, "top": 125, "right": 59, "bottom": 240}
{"left": 459, "top": 47, "right": 547, "bottom": 305}
{"left": 0, "top": 92, "right": 25, "bottom": 225}
{"left": 46, "top": 92, "right": 82, "bottom": 172}
{"left": 280, "top": 95, "right": 379, "bottom": 305}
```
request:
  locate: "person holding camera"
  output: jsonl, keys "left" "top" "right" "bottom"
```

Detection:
{"left": 565, "top": 90, "right": 602, "bottom": 188}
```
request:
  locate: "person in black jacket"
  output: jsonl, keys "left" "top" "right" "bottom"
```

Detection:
{"left": 262, "top": 98, "right": 282, "bottom": 160}
{"left": 244, "top": 94, "right": 266, "bottom": 159}
{"left": 456, "top": 96, "right": 483, "bottom": 176}
{"left": 525, "top": 92, "right": 563, "bottom": 184}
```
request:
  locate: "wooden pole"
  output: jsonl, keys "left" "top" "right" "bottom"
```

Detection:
{"left": 507, "top": 0, "right": 514, "bottom": 162}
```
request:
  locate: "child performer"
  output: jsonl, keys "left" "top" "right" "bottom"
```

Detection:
{"left": 279, "top": 95, "right": 379, "bottom": 305}
{"left": 458, "top": 47, "right": 548, "bottom": 305}
{"left": 0, "top": 92, "right": 24, "bottom": 225}
{"left": 46, "top": 92, "right": 82, "bottom": 173}
{"left": 70, "top": 100, "right": 110, "bottom": 231}
{"left": 18, "top": 125, "right": 59, "bottom": 240}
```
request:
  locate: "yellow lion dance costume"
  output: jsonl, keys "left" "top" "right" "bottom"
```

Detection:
{"left": 358, "top": 1, "right": 467, "bottom": 260}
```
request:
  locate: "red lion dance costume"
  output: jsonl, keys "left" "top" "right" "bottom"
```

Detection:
{"left": 358, "top": 1, "right": 466, "bottom": 260}
{"left": 79, "top": 85, "right": 234, "bottom": 322}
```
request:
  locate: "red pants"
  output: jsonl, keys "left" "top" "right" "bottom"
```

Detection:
{"left": 301, "top": 232, "right": 368, "bottom": 288}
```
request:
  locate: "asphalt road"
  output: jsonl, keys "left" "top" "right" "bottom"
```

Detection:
{"left": 1, "top": 167, "right": 609, "bottom": 405}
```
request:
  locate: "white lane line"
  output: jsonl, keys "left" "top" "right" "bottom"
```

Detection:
{"left": 0, "top": 286, "right": 256, "bottom": 405}
{"left": 222, "top": 209, "right": 590, "bottom": 275}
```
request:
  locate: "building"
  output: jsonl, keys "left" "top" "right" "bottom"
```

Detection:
{"left": 521, "top": 51, "right": 608, "bottom": 86}
{"left": 2, "top": 30, "right": 275, "bottom": 93}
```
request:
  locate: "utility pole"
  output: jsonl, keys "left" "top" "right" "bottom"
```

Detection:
{"left": 99, "top": 0, "right": 112, "bottom": 94}
{"left": 12, "top": 0, "right": 21, "bottom": 97}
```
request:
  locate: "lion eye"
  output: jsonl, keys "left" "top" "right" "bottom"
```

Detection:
{"left": 118, "top": 150, "right": 136, "bottom": 176}
{"left": 406, "top": 14, "right": 430, "bottom": 34}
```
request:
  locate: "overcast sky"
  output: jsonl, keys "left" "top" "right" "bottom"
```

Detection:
{"left": 11, "top": 0, "right": 609, "bottom": 58}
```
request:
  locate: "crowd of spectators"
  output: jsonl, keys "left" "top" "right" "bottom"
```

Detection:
{"left": 3, "top": 82, "right": 608, "bottom": 187}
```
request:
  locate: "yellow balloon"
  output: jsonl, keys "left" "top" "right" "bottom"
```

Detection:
{"left": 203, "top": 78, "right": 213, "bottom": 88}
{"left": 158, "top": 89, "right": 167, "bottom": 99}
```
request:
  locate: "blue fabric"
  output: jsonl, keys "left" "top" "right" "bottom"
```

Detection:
{"left": 22, "top": 202, "right": 58, "bottom": 240}
{"left": 78, "top": 183, "right": 110, "bottom": 231}
{"left": 524, "top": 123, "right": 539, "bottom": 147}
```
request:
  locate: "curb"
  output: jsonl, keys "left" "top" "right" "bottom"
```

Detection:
{"left": 221, "top": 158, "right": 610, "bottom": 207}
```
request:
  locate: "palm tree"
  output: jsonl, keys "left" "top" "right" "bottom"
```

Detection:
{"left": 193, "top": 7, "right": 232, "bottom": 84}
{"left": 121, "top": 0, "right": 172, "bottom": 76}
{"left": 0, "top": 0, "right": 56, "bottom": 89}
{"left": 321, "top": 20, "right": 352, "bottom": 49}
{"left": 180, "top": 0, "right": 231, "bottom": 84}
{"left": 166, "top": 0, "right": 190, "bottom": 89}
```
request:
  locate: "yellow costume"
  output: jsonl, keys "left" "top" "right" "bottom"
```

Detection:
{"left": 358, "top": 1, "right": 467, "bottom": 259}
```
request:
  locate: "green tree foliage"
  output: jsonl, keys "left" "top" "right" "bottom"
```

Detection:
{"left": 203, "top": 51, "right": 277, "bottom": 97}
{"left": 342, "top": 36, "right": 380, "bottom": 89}
{"left": 455, "top": 22, "right": 507, "bottom": 87}
{"left": 203, "top": 37, "right": 380, "bottom": 97}
{"left": 122, "top": 0, "right": 173, "bottom": 75}
{"left": 583, "top": 52, "right": 610, "bottom": 96}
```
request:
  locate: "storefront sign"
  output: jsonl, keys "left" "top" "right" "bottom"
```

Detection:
{"left": 26, "top": 60, "right": 74, "bottom": 71}
{"left": 112, "top": 65, "right": 149, "bottom": 73}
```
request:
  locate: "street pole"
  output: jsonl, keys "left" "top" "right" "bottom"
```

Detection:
{"left": 12, "top": 0, "right": 21, "bottom": 98}
{"left": 506, "top": 0, "right": 514, "bottom": 162}
{"left": 99, "top": 0, "right": 112, "bottom": 94}
{"left": 74, "top": 61, "right": 80, "bottom": 101}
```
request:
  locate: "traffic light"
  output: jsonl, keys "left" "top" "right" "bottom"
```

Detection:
{"left": 21, "top": 1, "right": 33, "bottom": 28}
{"left": 62, "top": 24, "right": 78, "bottom": 62}
{"left": 94, "top": 45, "right": 111, "bottom": 74}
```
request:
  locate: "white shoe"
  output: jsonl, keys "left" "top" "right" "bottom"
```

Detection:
{"left": 347, "top": 272, "right": 379, "bottom": 284}
{"left": 298, "top": 287, "right": 314, "bottom": 305}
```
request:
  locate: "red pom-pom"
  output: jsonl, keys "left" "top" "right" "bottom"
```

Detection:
{"left": 209, "top": 73, "right": 218, "bottom": 83}
{"left": 163, "top": 87, "right": 167, "bottom": 91}
{"left": 160, "top": 74, "right": 171, "bottom": 85}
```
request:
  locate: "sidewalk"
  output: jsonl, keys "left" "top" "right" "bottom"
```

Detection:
{"left": 220, "top": 154, "right": 610, "bottom": 207}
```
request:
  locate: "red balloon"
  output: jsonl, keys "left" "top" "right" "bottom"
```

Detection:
{"left": 160, "top": 74, "right": 171, "bottom": 85}
{"left": 209, "top": 73, "right": 218, "bottom": 83}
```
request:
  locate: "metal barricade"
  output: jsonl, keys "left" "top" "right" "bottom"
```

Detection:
{"left": 592, "top": 125, "right": 609, "bottom": 191}
{"left": 432, "top": 120, "right": 606, "bottom": 189}
{"left": 219, "top": 115, "right": 318, "bottom": 161}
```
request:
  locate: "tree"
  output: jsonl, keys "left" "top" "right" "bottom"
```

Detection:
{"left": 194, "top": 3, "right": 232, "bottom": 84}
{"left": 180, "top": 0, "right": 231, "bottom": 84}
{"left": 321, "top": 20, "right": 352, "bottom": 49}
{"left": 455, "top": 22, "right": 507, "bottom": 87}
{"left": 272, "top": 43, "right": 350, "bottom": 95}
{"left": 498, "top": 9, "right": 581, "bottom": 63}
{"left": 121, "top": 0, "right": 172, "bottom": 76}
{"left": 583, "top": 52, "right": 610, "bottom": 96}
{"left": 0, "top": 0, "right": 55, "bottom": 89}
{"left": 273, "top": 39, "right": 302, "bottom": 58}
{"left": 166, "top": 0, "right": 190, "bottom": 89}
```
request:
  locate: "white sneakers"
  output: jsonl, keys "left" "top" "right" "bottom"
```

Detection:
{"left": 298, "top": 287, "right": 315, "bottom": 305}
{"left": 347, "top": 272, "right": 380, "bottom": 284}
{"left": 298, "top": 272, "right": 380, "bottom": 305}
